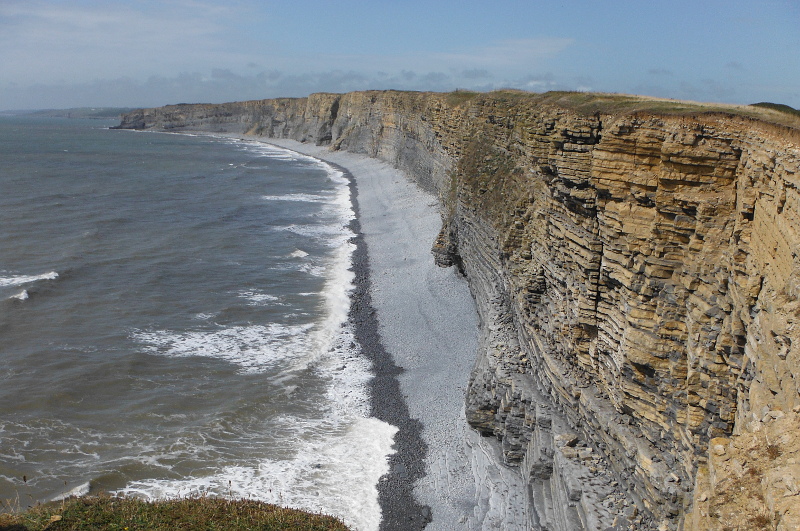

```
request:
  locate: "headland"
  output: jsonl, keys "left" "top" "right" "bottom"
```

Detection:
{"left": 117, "top": 90, "right": 800, "bottom": 530}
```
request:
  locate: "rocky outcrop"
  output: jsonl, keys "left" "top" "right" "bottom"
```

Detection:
{"left": 688, "top": 408, "right": 800, "bottom": 531}
{"left": 117, "top": 90, "right": 800, "bottom": 530}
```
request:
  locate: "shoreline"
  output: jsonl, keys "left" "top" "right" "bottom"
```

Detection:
{"left": 220, "top": 134, "right": 433, "bottom": 528}
{"left": 117, "top": 129, "right": 444, "bottom": 528}
{"left": 338, "top": 158, "right": 432, "bottom": 530}
{"left": 111, "top": 129, "right": 523, "bottom": 529}
{"left": 260, "top": 138, "right": 484, "bottom": 530}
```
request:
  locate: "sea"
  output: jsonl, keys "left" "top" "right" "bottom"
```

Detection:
{"left": 0, "top": 116, "right": 397, "bottom": 531}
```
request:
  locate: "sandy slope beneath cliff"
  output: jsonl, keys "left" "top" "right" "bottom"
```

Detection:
{"left": 260, "top": 139, "right": 497, "bottom": 529}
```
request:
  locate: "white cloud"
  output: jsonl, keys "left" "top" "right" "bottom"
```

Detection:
{"left": 0, "top": 2, "right": 577, "bottom": 110}
{"left": 0, "top": 3, "right": 578, "bottom": 110}
{"left": 1, "top": 1, "right": 799, "bottom": 110}
{"left": 434, "top": 38, "right": 573, "bottom": 70}
{"left": 290, "top": 38, "right": 573, "bottom": 78}
{"left": 0, "top": 1, "right": 271, "bottom": 84}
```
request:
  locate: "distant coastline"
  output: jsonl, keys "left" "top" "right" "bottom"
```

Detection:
{"left": 0, "top": 107, "right": 134, "bottom": 119}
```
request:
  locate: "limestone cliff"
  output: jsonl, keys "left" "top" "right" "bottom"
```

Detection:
{"left": 117, "top": 90, "right": 800, "bottom": 530}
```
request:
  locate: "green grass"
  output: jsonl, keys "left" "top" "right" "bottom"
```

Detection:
{"left": 445, "top": 90, "right": 480, "bottom": 107}
{"left": 446, "top": 89, "right": 800, "bottom": 129}
{"left": 0, "top": 495, "right": 351, "bottom": 530}
{"left": 532, "top": 90, "right": 737, "bottom": 116}
{"left": 751, "top": 101, "right": 800, "bottom": 117}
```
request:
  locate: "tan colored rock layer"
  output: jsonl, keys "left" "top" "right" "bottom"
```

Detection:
{"left": 689, "top": 409, "right": 800, "bottom": 530}
{"left": 118, "top": 90, "right": 800, "bottom": 529}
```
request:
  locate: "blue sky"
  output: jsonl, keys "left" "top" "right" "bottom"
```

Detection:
{"left": 1, "top": 0, "right": 799, "bottom": 110}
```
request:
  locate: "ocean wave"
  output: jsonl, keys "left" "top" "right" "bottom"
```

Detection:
{"left": 261, "top": 193, "right": 329, "bottom": 203}
{"left": 114, "top": 331, "right": 392, "bottom": 531}
{"left": 51, "top": 481, "right": 91, "bottom": 502}
{"left": 131, "top": 323, "right": 315, "bottom": 374}
{"left": 119, "top": 135, "right": 389, "bottom": 530}
{"left": 294, "top": 263, "right": 324, "bottom": 277}
{"left": 0, "top": 271, "right": 58, "bottom": 287}
{"left": 116, "top": 415, "right": 396, "bottom": 531}
{"left": 237, "top": 289, "right": 281, "bottom": 306}
{"left": 9, "top": 289, "right": 29, "bottom": 301}
{"left": 277, "top": 223, "right": 354, "bottom": 244}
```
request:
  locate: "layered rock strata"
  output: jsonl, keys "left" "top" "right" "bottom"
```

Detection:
{"left": 118, "top": 90, "right": 800, "bottom": 529}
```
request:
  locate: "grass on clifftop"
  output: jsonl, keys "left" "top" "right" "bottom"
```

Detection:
{"left": 445, "top": 89, "right": 480, "bottom": 107}
{"left": 465, "top": 90, "right": 800, "bottom": 130}
{"left": 751, "top": 101, "right": 800, "bottom": 118}
{"left": 0, "top": 496, "right": 351, "bottom": 531}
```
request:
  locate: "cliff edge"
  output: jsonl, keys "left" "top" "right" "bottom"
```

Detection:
{"left": 117, "top": 90, "right": 800, "bottom": 530}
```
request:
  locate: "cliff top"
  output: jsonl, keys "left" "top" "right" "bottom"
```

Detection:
{"left": 440, "top": 89, "right": 800, "bottom": 130}
{"left": 125, "top": 89, "right": 800, "bottom": 134}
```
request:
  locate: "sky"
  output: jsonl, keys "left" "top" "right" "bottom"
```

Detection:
{"left": 1, "top": 0, "right": 799, "bottom": 111}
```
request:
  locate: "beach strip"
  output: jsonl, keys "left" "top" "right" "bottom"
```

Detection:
{"left": 263, "top": 139, "right": 482, "bottom": 530}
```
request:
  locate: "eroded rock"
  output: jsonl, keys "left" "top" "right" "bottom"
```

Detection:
{"left": 118, "top": 90, "right": 800, "bottom": 530}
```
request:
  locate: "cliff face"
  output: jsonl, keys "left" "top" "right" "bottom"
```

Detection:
{"left": 118, "top": 91, "right": 800, "bottom": 530}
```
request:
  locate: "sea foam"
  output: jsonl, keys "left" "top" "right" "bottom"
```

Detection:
{"left": 124, "top": 141, "right": 396, "bottom": 530}
{"left": 10, "top": 290, "right": 28, "bottom": 300}
{"left": 261, "top": 193, "right": 328, "bottom": 203}
{"left": 117, "top": 415, "right": 397, "bottom": 531}
{"left": 131, "top": 322, "right": 315, "bottom": 374}
{"left": 237, "top": 289, "right": 281, "bottom": 306}
{"left": 52, "top": 481, "right": 91, "bottom": 502}
{"left": 0, "top": 271, "right": 58, "bottom": 287}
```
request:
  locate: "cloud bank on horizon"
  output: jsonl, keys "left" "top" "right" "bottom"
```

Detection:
{"left": 1, "top": 0, "right": 799, "bottom": 111}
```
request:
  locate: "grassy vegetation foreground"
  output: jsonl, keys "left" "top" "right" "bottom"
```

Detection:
{"left": 0, "top": 496, "right": 351, "bottom": 530}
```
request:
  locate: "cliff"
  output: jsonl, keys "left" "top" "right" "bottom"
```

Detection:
{"left": 117, "top": 90, "right": 800, "bottom": 530}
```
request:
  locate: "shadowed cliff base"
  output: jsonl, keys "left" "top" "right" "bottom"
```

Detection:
{"left": 117, "top": 89, "right": 800, "bottom": 530}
